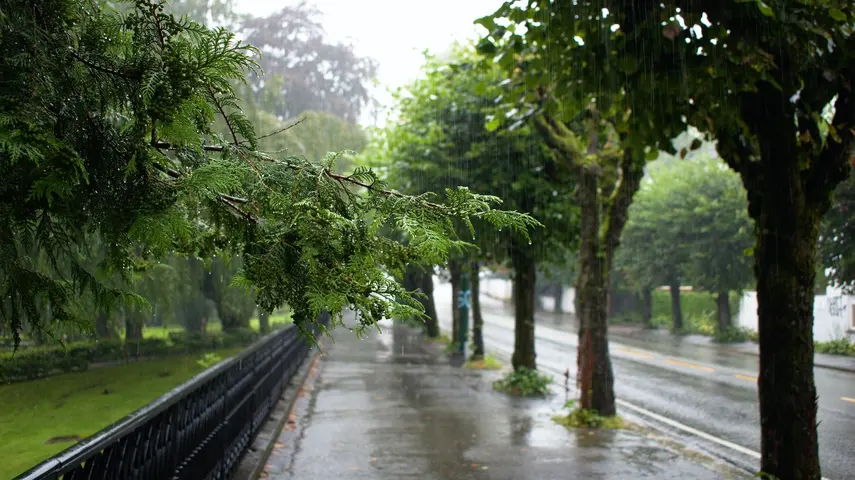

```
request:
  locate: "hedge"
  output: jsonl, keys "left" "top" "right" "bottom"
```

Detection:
{"left": 0, "top": 328, "right": 262, "bottom": 383}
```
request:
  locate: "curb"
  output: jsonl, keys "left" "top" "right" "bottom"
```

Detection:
{"left": 233, "top": 342, "right": 325, "bottom": 480}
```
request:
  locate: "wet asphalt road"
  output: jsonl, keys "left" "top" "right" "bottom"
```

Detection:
{"left": 434, "top": 283, "right": 855, "bottom": 480}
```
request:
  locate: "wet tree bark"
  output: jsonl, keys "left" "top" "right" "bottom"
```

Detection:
{"left": 419, "top": 269, "right": 440, "bottom": 338}
{"left": 95, "top": 311, "right": 116, "bottom": 339}
{"left": 449, "top": 261, "right": 461, "bottom": 345}
{"left": 470, "top": 261, "right": 485, "bottom": 359}
{"left": 258, "top": 310, "right": 270, "bottom": 334}
{"left": 641, "top": 287, "right": 653, "bottom": 329}
{"left": 510, "top": 246, "right": 536, "bottom": 370}
{"left": 716, "top": 291, "right": 731, "bottom": 334}
{"left": 575, "top": 168, "right": 616, "bottom": 415}
{"left": 669, "top": 279, "right": 683, "bottom": 332}
{"left": 534, "top": 116, "right": 643, "bottom": 418}
{"left": 729, "top": 79, "right": 854, "bottom": 479}
{"left": 125, "top": 309, "right": 144, "bottom": 341}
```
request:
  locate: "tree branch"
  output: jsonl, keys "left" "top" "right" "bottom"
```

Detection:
{"left": 600, "top": 147, "right": 644, "bottom": 265}
{"left": 807, "top": 77, "right": 855, "bottom": 210}
{"left": 248, "top": 116, "right": 306, "bottom": 145}
{"left": 69, "top": 49, "right": 139, "bottom": 80}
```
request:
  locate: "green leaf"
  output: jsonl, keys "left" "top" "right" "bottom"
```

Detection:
{"left": 829, "top": 8, "right": 847, "bottom": 21}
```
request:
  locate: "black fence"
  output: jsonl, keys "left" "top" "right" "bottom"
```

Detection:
{"left": 16, "top": 314, "right": 329, "bottom": 480}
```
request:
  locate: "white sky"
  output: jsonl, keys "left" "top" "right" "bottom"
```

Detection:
{"left": 235, "top": 0, "right": 502, "bottom": 127}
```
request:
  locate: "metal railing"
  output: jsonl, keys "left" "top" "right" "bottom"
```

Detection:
{"left": 15, "top": 313, "right": 329, "bottom": 480}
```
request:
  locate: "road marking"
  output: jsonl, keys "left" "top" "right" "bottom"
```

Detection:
{"left": 474, "top": 333, "right": 837, "bottom": 480}
{"left": 664, "top": 358, "right": 716, "bottom": 372}
{"left": 842, "top": 397, "right": 855, "bottom": 404}
{"left": 473, "top": 319, "right": 837, "bottom": 480}
{"left": 616, "top": 347, "right": 655, "bottom": 359}
{"left": 734, "top": 374, "right": 757, "bottom": 382}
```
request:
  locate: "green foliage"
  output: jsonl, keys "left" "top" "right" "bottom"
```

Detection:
{"left": 492, "top": 367, "right": 553, "bottom": 397}
{"left": 714, "top": 326, "right": 754, "bottom": 344}
{"left": 553, "top": 399, "right": 625, "bottom": 429}
{"left": 618, "top": 155, "right": 754, "bottom": 295}
{"left": 0, "top": 329, "right": 259, "bottom": 383}
{"left": 612, "top": 290, "right": 741, "bottom": 336}
{"left": 0, "top": 0, "right": 537, "bottom": 346}
{"left": 463, "top": 354, "right": 502, "bottom": 370}
{"left": 814, "top": 338, "right": 855, "bottom": 356}
{"left": 196, "top": 351, "right": 222, "bottom": 368}
{"left": 821, "top": 172, "right": 855, "bottom": 291}
{"left": 370, "top": 45, "right": 576, "bottom": 270}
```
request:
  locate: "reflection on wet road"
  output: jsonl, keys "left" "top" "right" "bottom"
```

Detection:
{"left": 271, "top": 317, "right": 745, "bottom": 479}
{"left": 434, "top": 283, "right": 855, "bottom": 480}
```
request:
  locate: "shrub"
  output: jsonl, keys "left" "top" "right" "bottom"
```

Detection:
{"left": 492, "top": 367, "right": 553, "bottom": 397}
{"left": 814, "top": 338, "right": 855, "bottom": 356}
{"left": 714, "top": 326, "right": 753, "bottom": 344}
{"left": 0, "top": 330, "right": 261, "bottom": 383}
{"left": 553, "top": 400, "right": 625, "bottom": 429}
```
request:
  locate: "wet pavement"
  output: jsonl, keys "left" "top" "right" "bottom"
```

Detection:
{"left": 435, "top": 283, "right": 855, "bottom": 480}
{"left": 259, "top": 314, "right": 746, "bottom": 479}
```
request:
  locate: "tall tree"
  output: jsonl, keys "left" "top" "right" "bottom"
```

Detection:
{"left": 0, "top": 0, "right": 537, "bottom": 345}
{"left": 238, "top": 3, "right": 377, "bottom": 124}
{"left": 377, "top": 47, "right": 576, "bottom": 370}
{"left": 560, "top": 2, "right": 855, "bottom": 477}
{"left": 477, "top": 6, "right": 647, "bottom": 416}
{"left": 619, "top": 155, "right": 755, "bottom": 334}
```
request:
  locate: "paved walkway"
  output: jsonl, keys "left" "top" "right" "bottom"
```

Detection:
{"left": 259, "top": 318, "right": 747, "bottom": 479}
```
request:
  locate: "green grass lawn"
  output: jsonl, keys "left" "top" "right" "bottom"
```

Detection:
{"left": 0, "top": 347, "right": 244, "bottom": 479}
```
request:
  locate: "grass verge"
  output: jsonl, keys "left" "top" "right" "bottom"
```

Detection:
{"left": 552, "top": 400, "right": 627, "bottom": 429}
{"left": 0, "top": 347, "right": 244, "bottom": 479}
{"left": 492, "top": 367, "right": 553, "bottom": 397}
{"left": 464, "top": 354, "right": 502, "bottom": 370}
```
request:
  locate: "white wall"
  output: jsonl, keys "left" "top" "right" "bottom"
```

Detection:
{"left": 481, "top": 276, "right": 855, "bottom": 343}
{"left": 737, "top": 287, "right": 855, "bottom": 343}
{"left": 479, "top": 277, "right": 576, "bottom": 314}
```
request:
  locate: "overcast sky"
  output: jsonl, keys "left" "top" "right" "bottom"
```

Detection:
{"left": 236, "top": 0, "right": 502, "bottom": 126}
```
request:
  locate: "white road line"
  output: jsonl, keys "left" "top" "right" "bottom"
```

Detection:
{"left": 474, "top": 327, "right": 833, "bottom": 480}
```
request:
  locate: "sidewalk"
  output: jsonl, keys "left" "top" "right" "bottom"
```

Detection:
{"left": 258, "top": 320, "right": 748, "bottom": 479}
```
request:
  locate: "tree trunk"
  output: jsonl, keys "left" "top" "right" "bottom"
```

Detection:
{"left": 641, "top": 287, "right": 653, "bottom": 329}
{"left": 669, "top": 279, "right": 683, "bottom": 332}
{"left": 716, "top": 291, "right": 731, "bottom": 334}
{"left": 125, "top": 309, "right": 144, "bottom": 341}
{"left": 553, "top": 284, "right": 564, "bottom": 314}
{"left": 449, "top": 261, "right": 461, "bottom": 345}
{"left": 419, "top": 269, "right": 440, "bottom": 338}
{"left": 470, "top": 261, "right": 485, "bottom": 359}
{"left": 575, "top": 169, "right": 616, "bottom": 416}
{"left": 259, "top": 310, "right": 270, "bottom": 334}
{"left": 510, "top": 247, "right": 536, "bottom": 370}
{"left": 733, "top": 79, "right": 855, "bottom": 478}
{"left": 94, "top": 311, "right": 116, "bottom": 339}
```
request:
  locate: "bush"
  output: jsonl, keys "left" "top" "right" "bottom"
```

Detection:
{"left": 714, "top": 326, "right": 753, "bottom": 344}
{"left": 815, "top": 338, "right": 855, "bottom": 356}
{"left": 492, "top": 367, "right": 553, "bottom": 397}
{"left": 0, "top": 330, "right": 261, "bottom": 383}
{"left": 553, "top": 400, "right": 625, "bottom": 429}
{"left": 614, "top": 290, "right": 743, "bottom": 337}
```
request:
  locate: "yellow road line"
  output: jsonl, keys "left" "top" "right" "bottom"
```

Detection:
{"left": 664, "top": 358, "right": 716, "bottom": 373}
{"left": 842, "top": 397, "right": 855, "bottom": 404}
{"left": 734, "top": 374, "right": 757, "bottom": 382}
{"left": 616, "top": 348, "right": 655, "bottom": 359}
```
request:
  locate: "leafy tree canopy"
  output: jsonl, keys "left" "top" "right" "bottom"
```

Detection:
{"left": 0, "top": 0, "right": 538, "bottom": 346}
{"left": 369, "top": 45, "right": 578, "bottom": 267}
{"left": 619, "top": 155, "right": 754, "bottom": 294}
